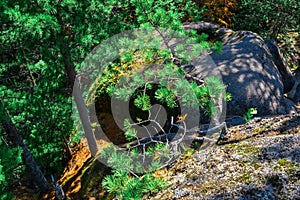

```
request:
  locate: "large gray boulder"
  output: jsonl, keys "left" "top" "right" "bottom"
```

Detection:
{"left": 212, "top": 29, "right": 298, "bottom": 116}
{"left": 184, "top": 28, "right": 297, "bottom": 117}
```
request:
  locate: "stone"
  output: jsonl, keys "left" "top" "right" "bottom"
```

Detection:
{"left": 231, "top": 153, "right": 243, "bottom": 160}
{"left": 287, "top": 68, "right": 300, "bottom": 104}
{"left": 213, "top": 30, "right": 284, "bottom": 116}
{"left": 279, "top": 98, "right": 298, "bottom": 115}
{"left": 182, "top": 21, "right": 218, "bottom": 34}
{"left": 264, "top": 38, "right": 295, "bottom": 93}
{"left": 225, "top": 116, "right": 245, "bottom": 127}
{"left": 173, "top": 188, "right": 191, "bottom": 199}
{"left": 184, "top": 28, "right": 296, "bottom": 117}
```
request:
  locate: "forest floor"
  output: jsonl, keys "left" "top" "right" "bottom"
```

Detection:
{"left": 13, "top": 108, "right": 300, "bottom": 199}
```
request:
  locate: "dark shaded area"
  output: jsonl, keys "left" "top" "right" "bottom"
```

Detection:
{"left": 95, "top": 87, "right": 181, "bottom": 145}
{"left": 264, "top": 38, "right": 295, "bottom": 93}
{"left": 95, "top": 94, "right": 127, "bottom": 144}
{"left": 259, "top": 137, "right": 300, "bottom": 163}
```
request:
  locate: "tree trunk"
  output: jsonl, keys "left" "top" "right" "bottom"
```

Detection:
{"left": 0, "top": 104, "right": 49, "bottom": 193}
{"left": 56, "top": 12, "right": 98, "bottom": 157}
{"left": 73, "top": 78, "right": 98, "bottom": 156}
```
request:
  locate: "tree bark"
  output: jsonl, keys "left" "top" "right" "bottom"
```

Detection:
{"left": 0, "top": 103, "right": 49, "bottom": 193}
{"left": 56, "top": 11, "right": 98, "bottom": 157}
{"left": 73, "top": 78, "right": 98, "bottom": 156}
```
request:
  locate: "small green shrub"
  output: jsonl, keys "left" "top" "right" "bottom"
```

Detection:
{"left": 243, "top": 107, "right": 257, "bottom": 122}
{"left": 102, "top": 170, "right": 167, "bottom": 200}
{"left": 101, "top": 143, "right": 168, "bottom": 200}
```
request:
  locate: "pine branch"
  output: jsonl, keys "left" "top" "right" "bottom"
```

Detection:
{"left": 119, "top": 119, "right": 226, "bottom": 149}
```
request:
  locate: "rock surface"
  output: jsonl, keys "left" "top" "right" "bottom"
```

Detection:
{"left": 182, "top": 24, "right": 298, "bottom": 117}
{"left": 211, "top": 29, "right": 293, "bottom": 116}
{"left": 264, "top": 38, "right": 295, "bottom": 93}
{"left": 288, "top": 68, "right": 300, "bottom": 105}
{"left": 182, "top": 21, "right": 218, "bottom": 34}
{"left": 144, "top": 112, "right": 300, "bottom": 200}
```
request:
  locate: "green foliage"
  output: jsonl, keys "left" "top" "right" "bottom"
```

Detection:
{"left": 0, "top": 0, "right": 218, "bottom": 194}
{"left": 225, "top": 92, "right": 233, "bottom": 101}
{"left": 102, "top": 170, "right": 167, "bottom": 200}
{"left": 233, "top": 0, "right": 300, "bottom": 38}
{"left": 291, "top": 65, "right": 299, "bottom": 71}
{"left": 94, "top": 1, "right": 225, "bottom": 197}
{"left": 132, "top": 0, "right": 200, "bottom": 30}
{"left": 124, "top": 118, "right": 132, "bottom": 130}
{"left": 100, "top": 135, "right": 170, "bottom": 199}
{"left": 100, "top": 57, "right": 227, "bottom": 121}
{"left": 190, "top": 76, "right": 227, "bottom": 116}
{"left": 134, "top": 94, "right": 152, "bottom": 111}
{"left": 0, "top": 0, "right": 144, "bottom": 177}
{"left": 100, "top": 120, "right": 173, "bottom": 199}
{"left": 0, "top": 136, "right": 23, "bottom": 200}
{"left": 100, "top": 144, "right": 134, "bottom": 172}
{"left": 213, "top": 41, "right": 223, "bottom": 53}
{"left": 101, "top": 142, "right": 169, "bottom": 199}
{"left": 243, "top": 108, "right": 258, "bottom": 122}
{"left": 100, "top": 140, "right": 170, "bottom": 174}
{"left": 125, "top": 128, "right": 138, "bottom": 142}
{"left": 155, "top": 87, "right": 177, "bottom": 108}
{"left": 94, "top": 0, "right": 227, "bottom": 123}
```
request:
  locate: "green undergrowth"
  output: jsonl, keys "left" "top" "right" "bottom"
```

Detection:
{"left": 102, "top": 170, "right": 168, "bottom": 200}
{"left": 273, "top": 158, "right": 300, "bottom": 175}
{"left": 229, "top": 144, "right": 261, "bottom": 155}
